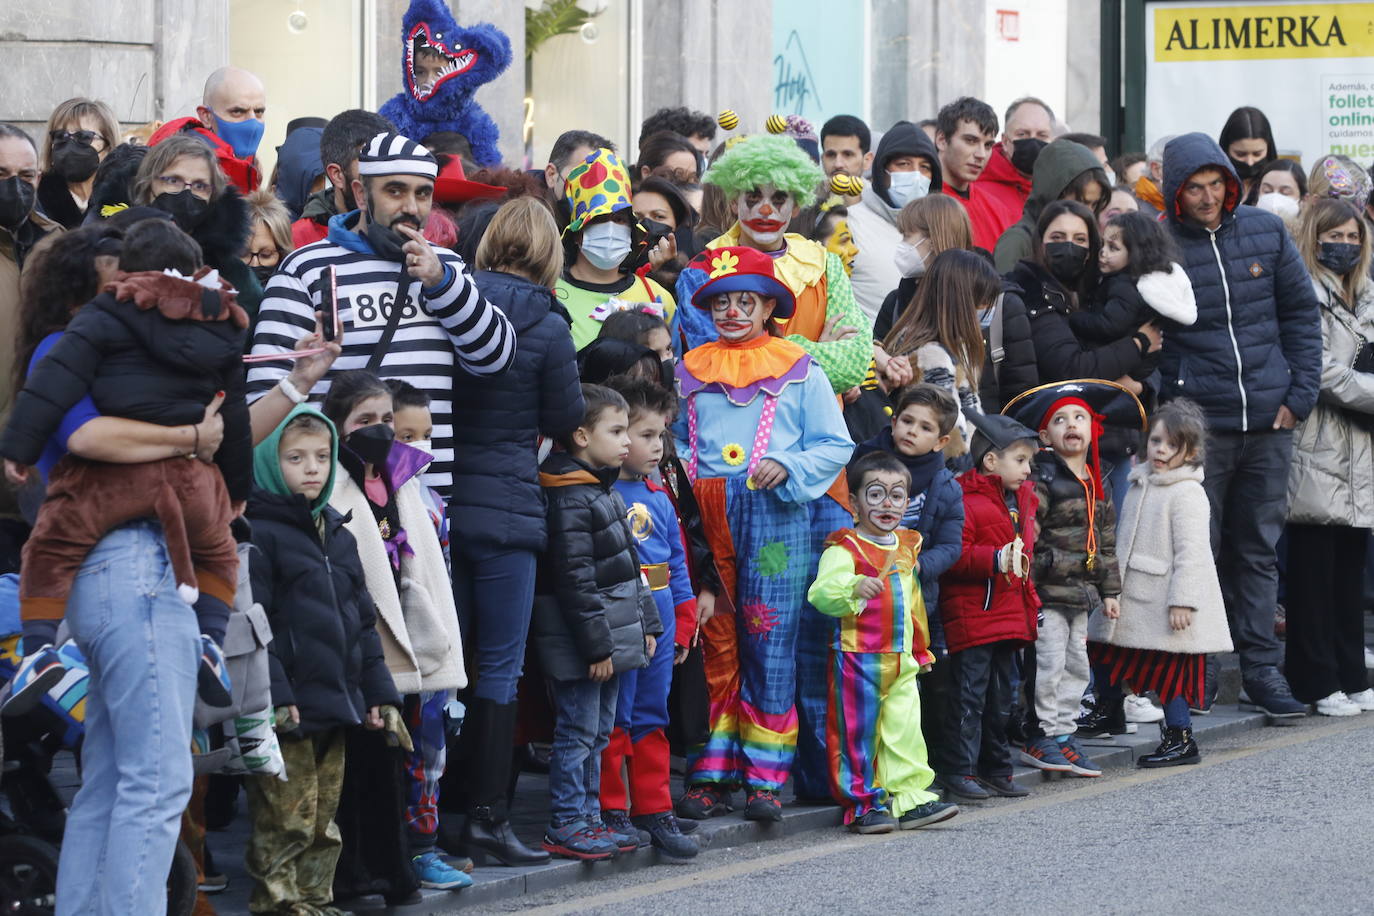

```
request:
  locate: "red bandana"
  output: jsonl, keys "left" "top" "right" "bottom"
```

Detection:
{"left": 1038, "top": 396, "right": 1106, "bottom": 499}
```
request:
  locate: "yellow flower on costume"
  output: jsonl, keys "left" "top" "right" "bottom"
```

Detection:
{"left": 721, "top": 443, "right": 747, "bottom": 465}
{"left": 746, "top": 476, "right": 759, "bottom": 490}
{"left": 709, "top": 251, "right": 740, "bottom": 278}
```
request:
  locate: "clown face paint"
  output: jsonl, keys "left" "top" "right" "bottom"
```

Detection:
{"left": 856, "top": 470, "right": 910, "bottom": 536}
{"left": 736, "top": 186, "right": 794, "bottom": 250}
{"left": 709, "top": 290, "right": 775, "bottom": 342}
{"left": 824, "top": 217, "right": 858, "bottom": 274}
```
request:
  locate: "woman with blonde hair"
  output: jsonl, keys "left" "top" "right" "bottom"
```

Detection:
{"left": 443, "top": 196, "right": 584, "bottom": 867}
{"left": 874, "top": 193, "right": 972, "bottom": 340}
{"left": 241, "top": 189, "right": 293, "bottom": 287}
{"left": 1285, "top": 197, "right": 1374, "bottom": 716}
{"left": 38, "top": 97, "right": 121, "bottom": 228}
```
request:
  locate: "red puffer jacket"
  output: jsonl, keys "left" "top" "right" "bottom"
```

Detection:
{"left": 149, "top": 117, "right": 261, "bottom": 193}
{"left": 939, "top": 470, "right": 1040, "bottom": 653}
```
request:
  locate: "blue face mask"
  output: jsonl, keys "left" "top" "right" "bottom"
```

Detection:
{"left": 211, "top": 111, "right": 265, "bottom": 159}
{"left": 886, "top": 169, "right": 931, "bottom": 209}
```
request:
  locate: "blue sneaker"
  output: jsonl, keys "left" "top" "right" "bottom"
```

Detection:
{"left": 1056, "top": 736, "right": 1102, "bottom": 777}
{"left": 1, "top": 645, "right": 67, "bottom": 717}
{"left": 411, "top": 851, "right": 472, "bottom": 890}
{"left": 199, "top": 635, "right": 233, "bottom": 707}
{"left": 1018, "top": 736, "right": 1073, "bottom": 772}
{"left": 542, "top": 818, "right": 617, "bottom": 861}
{"left": 600, "top": 810, "right": 647, "bottom": 851}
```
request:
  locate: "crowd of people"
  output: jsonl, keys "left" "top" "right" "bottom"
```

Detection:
{"left": 1, "top": 61, "right": 1373, "bottom": 916}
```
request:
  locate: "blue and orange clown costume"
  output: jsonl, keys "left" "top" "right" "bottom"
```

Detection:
{"left": 602, "top": 476, "right": 698, "bottom": 816}
{"left": 672, "top": 246, "right": 854, "bottom": 797}
{"left": 807, "top": 528, "right": 941, "bottom": 823}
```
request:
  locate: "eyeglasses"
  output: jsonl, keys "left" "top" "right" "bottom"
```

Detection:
{"left": 50, "top": 129, "right": 106, "bottom": 150}
{"left": 156, "top": 175, "right": 213, "bottom": 196}
{"left": 245, "top": 249, "right": 280, "bottom": 266}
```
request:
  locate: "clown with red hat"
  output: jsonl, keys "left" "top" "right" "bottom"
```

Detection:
{"left": 671, "top": 246, "right": 854, "bottom": 822}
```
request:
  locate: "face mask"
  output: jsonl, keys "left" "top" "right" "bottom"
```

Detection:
{"left": 50, "top": 139, "right": 100, "bottom": 182}
{"left": 1044, "top": 241, "right": 1090, "bottom": 284}
{"left": 1255, "top": 191, "right": 1299, "bottom": 220}
{"left": 364, "top": 216, "right": 416, "bottom": 262}
{"left": 886, "top": 169, "right": 931, "bottom": 208}
{"left": 211, "top": 112, "right": 265, "bottom": 159}
{"left": 893, "top": 241, "right": 926, "bottom": 278}
{"left": 250, "top": 263, "right": 276, "bottom": 286}
{"left": 409, "top": 438, "right": 434, "bottom": 457}
{"left": 1317, "top": 241, "right": 1362, "bottom": 275}
{"left": 345, "top": 423, "right": 395, "bottom": 466}
{"left": 0, "top": 176, "right": 36, "bottom": 231}
{"left": 581, "top": 221, "right": 633, "bottom": 271}
{"left": 1010, "top": 137, "right": 1048, "bottom": 175}
{"left": 1229, "top": 157, "right": 1263, "bottom": 181}
{"left": 659, "top": 358, "right": 675, "bottom": 391}
{"left": 152, "top": 189, "right": 210, "bottom": 232}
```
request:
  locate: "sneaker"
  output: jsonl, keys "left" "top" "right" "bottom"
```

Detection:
{"left": 1346, "top": 688, "right": 1374, "bottom": 711}
{"left": 676, "top": 785, "right": 733, "bottom": 820}
{"left": 1018, "top": 736, "right": 1072, "bottom": 772}
{"left": 976, "top": 774, "right": 1030, "bottom": 798}
{"left": 599, "top": 810, "right": 647, "bottom": 851}
{"left": 1191, "top": 655, "right": 1220, "bottom": 715}
{"left": 898, "top": 800, "right": 959, "bottom": 830}
{"left": 1314, "top": 691, "right": 1361, "bottom": 717}
{"left": 934, "top": 774, "right": 990, "bottom": 801}
{"left": 542, "top": 819, "right": 617, "bottom": 861}
{"left": 0, "top": 645, "right": 67, "bottom": 717}
{"left": 1239, "top": 667, "right": 1307, "bottom": 718}
{"left": 743, "top": 789, "right": 782, "bottom": 822}
{"left": 411, "top": 851, "right": 473, "bottom": 890}
{"left": 848, "top": 808, "right": 897, "bottom": 834}
{"left": 632, "top": 811, "right": 698, "bottom": 859}
{"left": 1056, "top": 736, "right": 1102, "bottom": 777}
{"left": 1124, "top": 694, "right": 1164, "bottom": 723}
{"left": 198, "top": 635, "right": 233, "bottom": 708}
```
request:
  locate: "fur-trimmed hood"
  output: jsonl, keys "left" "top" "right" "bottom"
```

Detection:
{"left": 1135, "top": 263, "right": 1198, "bottom": 326}
{"left": 189, "top": 185, "right": 252, "bottom": 270}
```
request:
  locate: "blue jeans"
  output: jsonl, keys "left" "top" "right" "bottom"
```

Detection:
{"left": 56, "top": 521, "right": 200, "bottom": 916}
{"left": 452, "top": 542, "right": 536, "bottom": 703}
{"left": 548, "top": 676, "right": 618, "bottom": 825}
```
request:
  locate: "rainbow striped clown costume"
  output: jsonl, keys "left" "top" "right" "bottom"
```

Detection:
{"left": 807, "top": 528, "right": 940, "bottom": 823}
{"left": 674, "top": 246, "right": 854, "bottom": 796}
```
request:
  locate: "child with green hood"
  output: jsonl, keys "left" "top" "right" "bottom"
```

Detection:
{"left": 244, "top": 404, "right": 400, "bottom": 916}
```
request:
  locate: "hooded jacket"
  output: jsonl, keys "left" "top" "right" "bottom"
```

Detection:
{"left": 848, "top": 122, "right": 944, "bottom": 320}
{"left": 533, "top": 451, "right": 660, "bottom": 681}
{"left": 0, "top": 269, "right": 252, "bottom": 501}
{"left": 247, "top": 405, "right": 400, "bottom": 733}
{"left": 291, "top": 188, "right": 336, "bottom": 248}
{"left": 1159, "top": 132, "right": 1322, "bottom": 432}
{"left": 993, "top": 139, "right": 1108, "bottom": 273}
{"left": 974, "top": 143, "right": 1033, "bottom": 238}
{"left": 448, "top": 270, "right": 584, "bottom": 551}
{"left": 273, "top": 126, "right": 325, "bottom": 222}
{"left": 149, "top": 116, "right": 261, "bottom": 193}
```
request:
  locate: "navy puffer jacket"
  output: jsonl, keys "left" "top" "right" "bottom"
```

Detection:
{"left": 449, "top": 270, "right": 584, "bottom": 551}
{"left": 1159, "top": 133, "right": 1321, "bottom": 432}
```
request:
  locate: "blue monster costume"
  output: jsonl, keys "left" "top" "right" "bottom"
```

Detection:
{"left": 378, "top": 0, "right": 512, "bottom": 166}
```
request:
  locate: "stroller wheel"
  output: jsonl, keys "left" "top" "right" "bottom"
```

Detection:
{"left": 166, "top": 839, "right": 198, "bottom": 916}
{"left": 0, "top": 834, "right": 59, "bottom": 915}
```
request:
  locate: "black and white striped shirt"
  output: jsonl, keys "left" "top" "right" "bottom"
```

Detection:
{"left": 246, "top": 224, "right": 516, "bottom": 498}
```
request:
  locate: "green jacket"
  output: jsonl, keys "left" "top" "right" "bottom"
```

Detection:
{"left": 994, "top": 139, "right": 1108, "bottom": 273}
{"left": 1033, "top": 450, "right": 1121, "bottom": 612}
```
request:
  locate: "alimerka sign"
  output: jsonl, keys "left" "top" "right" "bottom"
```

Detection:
{"left": 1153, "top": 3, "right": 1370, "bottom": 60}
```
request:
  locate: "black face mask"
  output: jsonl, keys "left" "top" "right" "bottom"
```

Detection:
{"left": 364, "top": 217, "right": 418, "bottom": 263}
{"left": 1317, "top": 241, "right": 1362, "bottom": 276}
{"left": 659, "top": 358, "right": 675, "bottom": 391}
{"left": 345, "top": 423, "right": 395, "bottom": 466}
{"left": 1010, "top": 138, "right": 1048, "bottom": 175}
{"left": 50, "top": 139, "right": 100, "bottom": 183}
{"left": 1229, "top": 157, "right": 1264, "bottom": 181}
{"left": 250, "top": 263, "right": 276, "bottom": 286}
{"left": 1044, "top": 241, "right": 1090, "bottom": 284}
{"left": 0, "top": 176, "right": 36, "bottom": 231}
{"left": 153, "top": 189, "right": 210, "bottom": 232}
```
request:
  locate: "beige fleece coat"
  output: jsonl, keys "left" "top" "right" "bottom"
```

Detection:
{"left": 1087, "top": 463, "right": 1233, "bottom": 654}
{"left": 332, "top": 474, "right": 466, "bottom": 694}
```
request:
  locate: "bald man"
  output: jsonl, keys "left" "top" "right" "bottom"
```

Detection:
{"left": 148, "top": 65, "right": 268, "bottom": 192}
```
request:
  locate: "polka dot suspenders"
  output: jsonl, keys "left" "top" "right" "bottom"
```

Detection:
{"left": 684, "top": 392, "right": 779, "bottom": 485}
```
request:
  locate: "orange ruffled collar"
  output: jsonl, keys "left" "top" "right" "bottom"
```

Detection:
{"left": 681, "top": 335, "right": 809, "bottom": 389}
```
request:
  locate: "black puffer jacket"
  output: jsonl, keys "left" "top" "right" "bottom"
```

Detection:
{"left": 1159, "top": 132, "right": 1321, "bottom": 432}
{"left": 980, "top": 275, "right": 1041, "bottom": 411}
{"left": 0, "top": 271, "right": 253, "bottom": 501}
{"left": 533, "top": 452, "right": 661, "bottom": 681}
{"left": 248, "top": 489, "right": 400, "bottom": 734}
{"left": 449, "top": 270, "right": 583, "bottom": 551}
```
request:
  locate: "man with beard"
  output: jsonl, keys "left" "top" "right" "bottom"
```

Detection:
{"left": 247, "top": 132, "right": 515, "bottom": 498}
{"left": 292, "top": 109, "right": 395, "bottom": 247}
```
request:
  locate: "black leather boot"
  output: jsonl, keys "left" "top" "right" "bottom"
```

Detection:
{"left": 461, "top": 805, "right": 550, "bottom": 866}
{"left": 458, "top": 699, "right": 550, "bottom": 866}
{"left": 1075, "top": 692, "right": 1129, "bottom": 737}
{"left": 1138, "top": 724, "right": 1200, "bottom": 768}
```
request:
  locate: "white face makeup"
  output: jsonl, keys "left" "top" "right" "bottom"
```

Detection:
{"left": 858, "top": 471, "right": 910, "bottom": 534}
{"left": 709, "top": 290, "right": 774, "bottom": 341}
{"left": 736, "top": 185, "right": 794, "bottom": 249}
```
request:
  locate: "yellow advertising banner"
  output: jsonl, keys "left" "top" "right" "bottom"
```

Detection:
{"left": 1153, "top": 3, "right": 1374, "bottom": 61}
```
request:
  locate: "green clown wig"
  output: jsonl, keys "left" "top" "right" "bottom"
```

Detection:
{"left": 703, "top": 134, "right": 824, "bottom": 204}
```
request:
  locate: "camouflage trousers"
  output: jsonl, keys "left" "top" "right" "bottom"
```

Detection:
{"left": 246, "top": 727, "right": 346, "bottom": 914}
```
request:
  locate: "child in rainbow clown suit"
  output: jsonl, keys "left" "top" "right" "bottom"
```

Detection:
{"left": 671, "top": 246, "right": 853, "bottom": 823}
{"left": 807, "top": 451, "right": 959, "bottom": 833}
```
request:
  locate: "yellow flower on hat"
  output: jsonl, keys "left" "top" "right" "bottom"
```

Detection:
{"left": 709, "top": 251, "right": 740, "bottom": 278}
{"left": 721, "top": 443, "right": 746, "bottom": 465}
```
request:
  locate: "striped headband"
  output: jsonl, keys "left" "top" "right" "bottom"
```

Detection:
{"left": 357, "top": 132, "right": 438, "bottom": 179}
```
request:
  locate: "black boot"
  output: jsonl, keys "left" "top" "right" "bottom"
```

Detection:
{"left": 462, "top": 805, "right": 549, "bottom": 866}
{"left": 458, "top": 699, "right": 550, "bottom": 866}
{"left": 1138, "top": 724, "right": 1200, "bottom": 768}
{"left": 1075, "top": 692, "right": 1130, "bottom": 737}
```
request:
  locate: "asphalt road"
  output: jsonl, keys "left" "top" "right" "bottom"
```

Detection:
{"left": 497, "top": 714, "right": 1374, "bottom": 915}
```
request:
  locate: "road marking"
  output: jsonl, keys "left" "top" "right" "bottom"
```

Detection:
{"left": 522, "top": 716, "right": 1374, "bottom": 913}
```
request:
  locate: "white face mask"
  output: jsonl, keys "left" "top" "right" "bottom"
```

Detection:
{"left": 893, "top": 240, "right": 927, "bottom": 278}
{"left": 886, "top": 169, "right": 932, "bottom": 209}
{"left": 409, "top": 439, "right": 433, "bottom": 457}
{"left": 580, "top": 220, "right": 633, "bottom": 270}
